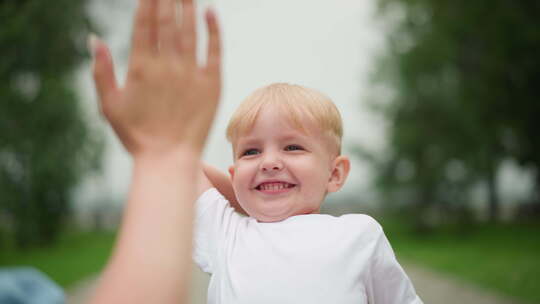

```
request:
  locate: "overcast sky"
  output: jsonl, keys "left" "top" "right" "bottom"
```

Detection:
{"left": 74, "top": 0, "right": 389, "bottom": 211}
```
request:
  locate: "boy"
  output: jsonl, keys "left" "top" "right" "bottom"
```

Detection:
{"left": 89, "top": 0, "right": 421, "bottom": 301}
{"left": 196, "top": 83, "right": 423, "bottom": 303}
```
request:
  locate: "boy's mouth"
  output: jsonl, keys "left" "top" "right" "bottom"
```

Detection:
{"left": 255, "top": 181, "right": 297, "bottom": 192}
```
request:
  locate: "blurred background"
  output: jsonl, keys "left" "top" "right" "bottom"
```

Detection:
{"left": 1, "top": 0, "right": 538, "bottom": 303}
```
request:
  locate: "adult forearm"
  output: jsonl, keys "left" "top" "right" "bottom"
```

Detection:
{"left": 91, "top": 151, "right": 199, "bottom": 303}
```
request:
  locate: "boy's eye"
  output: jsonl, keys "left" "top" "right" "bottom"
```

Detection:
{"left": 284, "top": 144, "right": 303, "bottom": 151}
{"left": 242, "top": 148, "right": 260, "bottom": 156}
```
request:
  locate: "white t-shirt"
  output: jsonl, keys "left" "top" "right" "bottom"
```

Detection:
{"left": 194, "top": 188, "right": 423, "bottom": 304}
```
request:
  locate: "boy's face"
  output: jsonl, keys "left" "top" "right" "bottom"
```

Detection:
{"left": 228, "top": 106, "right": 348, "bottom": 222}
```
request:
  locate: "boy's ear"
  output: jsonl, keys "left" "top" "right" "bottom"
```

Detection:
{"left": 327, "top": 156, "right": 350, "bottom": 193}
{"left": 228, "top": 165, "right": 235, "bottom": 180}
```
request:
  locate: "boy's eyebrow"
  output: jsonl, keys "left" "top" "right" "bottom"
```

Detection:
{"left": 237, "top": 132, "right": 310, "bottom": 147}
{"left": 278, "top": 129, "right": 314, "bottom": 142}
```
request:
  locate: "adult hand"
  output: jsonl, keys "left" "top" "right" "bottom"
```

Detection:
{"left": 91, "top": 0, "right": 221, "bottom": 158}
{"left": 88, "top": 1, "right": 221, "bottom": 303}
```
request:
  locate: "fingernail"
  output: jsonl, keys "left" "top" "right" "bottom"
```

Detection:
{"left": 87, "top": 33, "right": 100, "bottom": 58}
{"left": 206, "top": 6, "right": 216, "bottom": 21}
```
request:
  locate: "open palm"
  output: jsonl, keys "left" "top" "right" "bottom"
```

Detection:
{"left": 91, "top": 0, "right": 221, "bottom": 158}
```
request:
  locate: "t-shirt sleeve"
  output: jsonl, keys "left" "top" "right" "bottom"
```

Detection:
{"left": 365, "top": 219, "right": 423, "bottom": 304}
{"left": 193, "top": 188, "right": 241, "bottom": 274}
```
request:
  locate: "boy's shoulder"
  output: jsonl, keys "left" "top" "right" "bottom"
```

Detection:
{"left": 339, "top": 214, "right": 385, "bottom": 241}
{"left": 276, "top": 214, "right": 386, "bottom": 253}
{"left": 306, "top": 213, "right": 381, "bottom": 229}
{"left": 329, "top": 213, "right": 384, "bottom": 238}
{"left": 280, "top": 213, "right": 384, "bottom": 240}
{"left": 338, "top": 213, "right": 382, "bottom": 228}
{"left": 317, "top": 214, "right": 387, "bottom": 251}
{"left": 279, "top": 212, "right": 381, "bottom": 228}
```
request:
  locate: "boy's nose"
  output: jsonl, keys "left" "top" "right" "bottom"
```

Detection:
{"left": 260, "top": 156, "right": 283, "bottom": 172}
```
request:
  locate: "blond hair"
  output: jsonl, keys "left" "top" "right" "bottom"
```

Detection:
{"left": 226, "top": 83, "right": 343, "bottom": 154}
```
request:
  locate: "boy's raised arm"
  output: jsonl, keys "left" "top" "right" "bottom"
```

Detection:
{"left": 202, "top": 163, "right": 247, "bottom": 214}
{"left": 88, "top": 0, "right": 221, "bottom": 303}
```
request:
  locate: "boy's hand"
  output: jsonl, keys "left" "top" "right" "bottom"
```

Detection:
{"left": 91, "top": 0, "right": 221, "bottom": 159}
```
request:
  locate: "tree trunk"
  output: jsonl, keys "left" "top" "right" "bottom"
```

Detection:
{"left": 486, "top": 165, "right": 499, "bottom": 222}
{"left": 535, "top": 170, "right": 540, "bottom": 205}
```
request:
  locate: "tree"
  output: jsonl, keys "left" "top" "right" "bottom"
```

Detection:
{"left": 0, "top": 1, "right": 102, "bottom": 248}
{"left": 368, "top": 0, "right": 540, "bottom": 227}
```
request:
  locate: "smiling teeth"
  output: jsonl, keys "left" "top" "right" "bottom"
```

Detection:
{"left": 260, "top": 182, "right": 290, "bottom": 191}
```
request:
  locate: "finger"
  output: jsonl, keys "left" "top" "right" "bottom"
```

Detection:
{"left": 158, "top": 0, "right": 178, "bottom": 55}
{"left": 180, "top": 0, "right": 197, "bottom": 63}
{"left": 132, "top": 0, "right": 158, "bottom": 56}
{"left": 204, "top": 8, "right": 221, "bottom": 75}
{"left": 89, "top": 35, "right": 119, "bottom": 116}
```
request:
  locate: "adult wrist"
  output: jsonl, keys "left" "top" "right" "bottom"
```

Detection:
{"left": 132, "top": 146, "right": 202, "bottom": 174}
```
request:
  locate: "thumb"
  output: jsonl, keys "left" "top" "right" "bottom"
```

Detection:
{"left": 89, "top": 34, "right": 118, "bottom": 117}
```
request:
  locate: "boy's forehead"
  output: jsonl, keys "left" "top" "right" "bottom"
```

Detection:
{"left": 236, "top": 128, "right": 310, "bottom": 144}
{"left": 238, "top": 109, "right": 317, "bottom": 139}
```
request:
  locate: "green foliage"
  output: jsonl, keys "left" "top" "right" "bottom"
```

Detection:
{"left": 367, "top": 0, "right": 540, "bottom": 226}
{"left": 0, "top": 1, "right": 103, "bottom": 248}
{"left": 0, "top": 231, "right": 115, "bottom": 288}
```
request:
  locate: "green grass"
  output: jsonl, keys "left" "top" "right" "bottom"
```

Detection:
{"left": 380, "top": 218, "right": 540, "bottom": 304}
{"left": 0, "top": 231, "right": 116, "bottom": 288}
